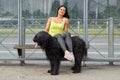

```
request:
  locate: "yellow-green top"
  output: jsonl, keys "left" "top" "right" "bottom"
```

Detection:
{"left": 49, "top": 18, "right": 65, "bottom": 36}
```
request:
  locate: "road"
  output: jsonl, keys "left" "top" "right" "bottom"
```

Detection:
{"left": 0, "top": 35, "right": 120, "bottom": 60}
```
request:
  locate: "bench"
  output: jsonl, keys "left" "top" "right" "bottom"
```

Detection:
{"left": 14, "top": 44, "right": 87, "bottom": 66}
{"left": 14, "top": 44, "right": 41, "bottom": 65}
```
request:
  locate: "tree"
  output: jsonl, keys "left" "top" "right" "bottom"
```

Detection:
{"left": 33, "top": 10, "right": 47, "bottom": 18}
{"left": 101, "top": 5, "right": 117, "bottom": 19}
{"left": 116, "top": 0, "right": 120, "bottom": 18}
{"left": 64, "top": 0, "right": 69, "bottom": 6}
{"left": 22, "top": 9, "right": 31, "bottom": 18}
{"left": 69, "top": 5, "right": 79, "bottom": 19}
{"left": 2, "top": 11, "right": 13, "bottom": 17}
{"left": 50, "top": 0, "right": 60, "bottom": 16}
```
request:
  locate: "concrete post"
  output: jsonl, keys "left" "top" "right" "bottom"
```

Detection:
{"left": 18, "top": 0, "right": 25, "bottom": 64}
{"left": 77, "top": 19, "right": 80, "bottom": 35}
{"left": 108, "top": 17, "right": 114, "bottom": 65}
{"left": 83, "top": 0, "right": 88, "bottom": 44}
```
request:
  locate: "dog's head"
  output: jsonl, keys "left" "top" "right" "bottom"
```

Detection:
{"left": 33, "top": 31, "right": 52, "bottom": 49}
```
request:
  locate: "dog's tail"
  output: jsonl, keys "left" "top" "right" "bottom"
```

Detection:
{"left": 82, "top": 45, "right": 88, "bottom": 67}
{"left": 84, "top": 47, "right": 87, "bottom": 58}
{"left": 83, "top": 42, "right": 88, "bottom": 59}
{"left": 85, "top": 42, "right": 89, "bottom": 57}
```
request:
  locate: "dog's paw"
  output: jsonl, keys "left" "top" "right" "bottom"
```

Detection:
{"left": 72, "top": 70, "right": 81, "bottom": 73}
{"left": 71, "top": 66, "right": 75, "bottom": 70}
{"left": 51, "top": 72, "right": 59, "bottom": 75}
{"left": 47, "top": 70, "right": 51, "bottom": 73}
{"left": 48, "top": 70, "right": 59, "bottom": 75}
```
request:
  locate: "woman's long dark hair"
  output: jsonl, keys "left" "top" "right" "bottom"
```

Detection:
{"left": 56, "top": 5, "right": 70, "bottom": 19}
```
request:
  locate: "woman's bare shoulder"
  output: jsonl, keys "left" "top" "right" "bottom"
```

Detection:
{"left": 48, "top": 17, "right": 52, "bottom": 20}
{"left": 48, "top": 17, "right": 56, "bottom": 21}
{"left": 47, "top": 17, "right": 54, "bottom": 22}
{"left": 63, "top": 17, "right": 69, "bottom": 22}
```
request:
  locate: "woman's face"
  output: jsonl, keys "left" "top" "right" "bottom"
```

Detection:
{"left": 58, "top": 7, "right": 66, "bottom": 16}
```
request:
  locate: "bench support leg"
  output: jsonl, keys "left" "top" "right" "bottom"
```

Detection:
{"left": 17, "top": 49, "right": 25, "bottom": 66}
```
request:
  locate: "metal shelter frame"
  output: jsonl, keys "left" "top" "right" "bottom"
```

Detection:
{"left": 17, "top": 0, "right": 118, "bottom": 65}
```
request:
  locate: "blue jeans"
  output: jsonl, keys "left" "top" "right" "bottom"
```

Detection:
{"left": 54, "top": 32, "right": 73, "bottom": 52}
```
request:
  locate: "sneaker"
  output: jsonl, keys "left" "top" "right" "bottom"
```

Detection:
{"left": 64, "top": 50, "right": 74, "bottom": 62}
{"left": 70, "top": 52, "right": 75, "bottom": 63}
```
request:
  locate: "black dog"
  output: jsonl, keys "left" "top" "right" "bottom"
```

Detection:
{"left": 33, "top": 31, "right": 87, "bottom": 75}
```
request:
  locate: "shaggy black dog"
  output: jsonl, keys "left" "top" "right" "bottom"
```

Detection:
{"left": 33, "top": 31, "right": 87, "bottom": 75}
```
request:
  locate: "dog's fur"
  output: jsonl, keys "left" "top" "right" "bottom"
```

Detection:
{"left": 33, "top": 31, "right": 87, "bottom": 75}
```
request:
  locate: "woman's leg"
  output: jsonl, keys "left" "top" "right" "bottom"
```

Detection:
{"left": 54, "top": 34, "right": 74, "bottom": 61}
{"left": 54, "top": 34, "right": 67, "bottom": 51}
{"left": 63, "top": 32, "right": 73, "bottom": 52}
{"left": 63, "top": 32, "right": 74, "bottom": 63}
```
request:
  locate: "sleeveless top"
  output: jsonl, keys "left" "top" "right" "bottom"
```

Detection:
{"left": 49, "top": 18, "right": 65, "bottom": 36}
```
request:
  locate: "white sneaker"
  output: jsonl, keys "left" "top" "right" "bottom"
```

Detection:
{"left": 64, "top": 50, "right": 74, "bottom": 63}
{"left": 70, "top": 52, "right": 75, "bottom": 63}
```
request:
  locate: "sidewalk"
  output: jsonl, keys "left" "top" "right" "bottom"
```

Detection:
{"left": 0, "top": 61, "right": 120, "bottom": 80}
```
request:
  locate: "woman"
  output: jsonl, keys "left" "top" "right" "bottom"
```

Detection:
{"left": 36, "top": 5, "right": 74, "bottom": 62}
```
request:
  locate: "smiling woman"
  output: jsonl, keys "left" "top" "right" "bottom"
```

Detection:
{"left": 43, "top": 5, "right": 75, "bottom": 62}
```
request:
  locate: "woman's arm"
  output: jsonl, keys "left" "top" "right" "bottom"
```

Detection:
{"left": 64, "top": 18, "right": 70, "bottom": 32}
{"left": 45, "top": 17, "right": 52, "bottom": 32}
